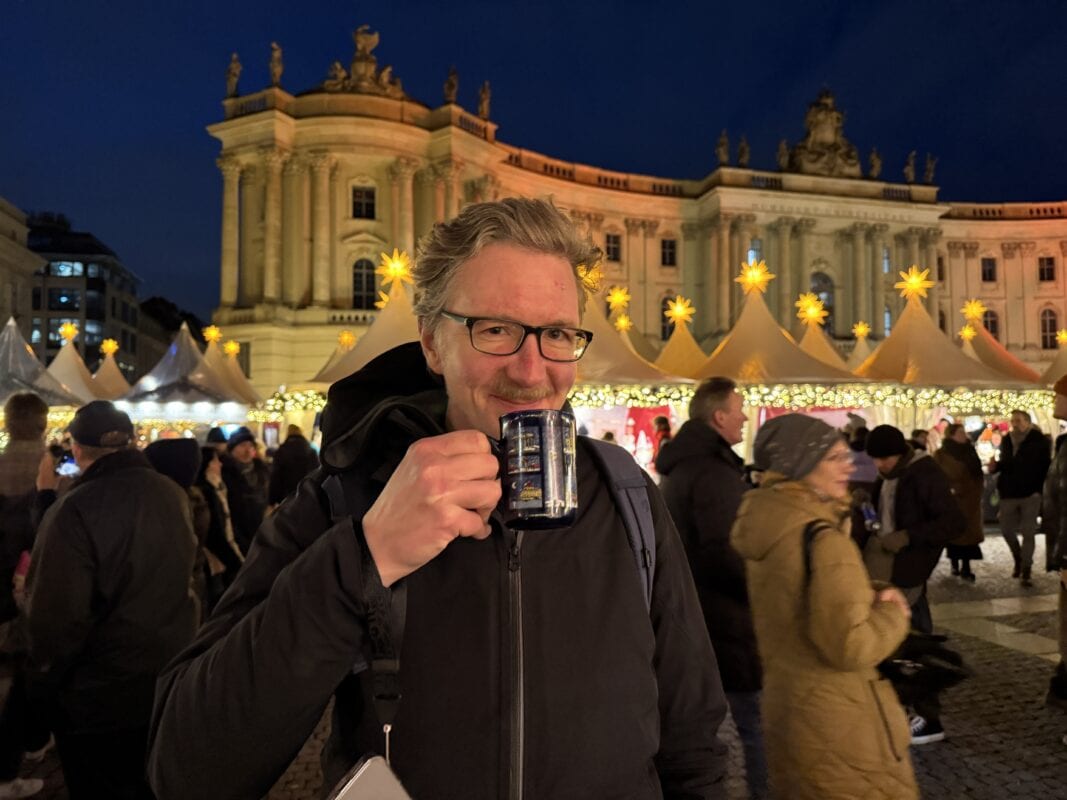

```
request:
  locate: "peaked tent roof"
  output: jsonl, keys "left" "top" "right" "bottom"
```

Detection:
{"left": 653, "top": 321, "right": 707, "bottom": 379}
{"left": 693, "top": 291, "right": 857, "bottom": 383}
{"left": 855, "top": 297, "right": 1023, "bottom": 387}
{"left": 968, "top": 322, "right": 1042, "bottom": 383}
{"left": 0, "top": 318, "right": 82, "bottom": 406}
{"left": 125, "top": 322, "right": 244, "bottom": 404}
{"left": 46, "top": 340, "right": 101, "bottom": 403}
{"left": 846, "top": 337, "right": 873, "bottom": 371}
{"left": 91, "top": 353, "right": 131, "bottom": 400}
{"left": 1040, "top": 343, "right": 1067, "bottom": 385}
{"left": 626, "top": 327, "right": 661, "bottom": 362}
{"left": 799, "top": 325, "right": 850, "bottom": 371}
{"left": 576, "top": 300, "right": 681, "bottom": 384}
{"left": 311, "top": 281, "right": 420, "bottom": 384}
{"left": 204, "top": 341, "right": 261, "bottom": 404}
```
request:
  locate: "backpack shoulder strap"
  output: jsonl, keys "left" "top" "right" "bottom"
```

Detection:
{"left": 582, "top": 437, "right": 656, "bottom": 610}
{"left": 800, "top": 519, "right": 836, "bottom": 586}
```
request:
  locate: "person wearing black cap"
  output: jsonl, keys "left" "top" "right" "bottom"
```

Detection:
{"left": 204, "top": 426, "right": 228, "bottom": 455}
{"left": 731, "top": 414, "right": 917, "bottom": 799}
{"left": 220, "top": 426, "right": 270, "bottom": 555}
{"left": 23, "top": 401, "right": 198, "bottom": 799}
{"left": 861, "top": 423, "right": 963, "bottom": 745}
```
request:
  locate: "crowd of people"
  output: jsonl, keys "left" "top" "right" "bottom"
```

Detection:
{"left": 0, "top": 197, "right": 1063, "bottom": 798}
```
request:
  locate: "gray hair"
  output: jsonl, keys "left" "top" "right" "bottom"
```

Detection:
{"left": 412, "top": 197, "right": 602, "bottom": 331}
{"left": 689, "top": 377, "right": 737, "bottom": 423}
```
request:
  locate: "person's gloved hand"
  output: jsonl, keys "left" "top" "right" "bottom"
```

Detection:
{"left": 879, "top": 529, "right": 909, "bottom": 553}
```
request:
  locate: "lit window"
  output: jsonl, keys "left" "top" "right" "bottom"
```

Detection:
{"left": 352, "top": 187, "right": 376, "bottom": 219}
{"left": 48, "top": 288, "right": 81, "bottom": 311}
{"left": 884, "top": 306, "right": 892, "bottom": 335}
{"left": 1039, "top": 256, "right": 1056, "bottom": 282}
{"left": 882, "top": 246, "right": 891, "bottom": 275}
{"left": 30, "top": 318, "right": 41, "bottom": 345}
{"left": 605, "top": 233, "right": 621, "bottom": 262}
{"left": 661, "top": 239, "right": 677, "bottom": 267}
{"left": 981, "top": 257, "right": 997, "bottom": 282}
{"left": 84, "top": 320, "right": 104, "bottom": 346}
{"left": 982, "top": 309, "right": 999, "bottom": 341}
{"left": 1041, "top": 309, "right": 1058, "bottom": 349}
{"left": 49, "top": 261, "right": 84, "bottom": 277}
{"left": 47, "top": 318, "right": 78, "bottom": 347}
{"left": 747, "top": 238, "right": 763, "bottom": 265}
{"left": 87, "top": 263, "right": 100, "bottom": 278}
{"left": 352, "top": 259, "right": 376, "bottom": 310}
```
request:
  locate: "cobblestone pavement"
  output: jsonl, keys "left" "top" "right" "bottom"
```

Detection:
{"left": 12, "top": 532, "right": 1067, "bottom": 798}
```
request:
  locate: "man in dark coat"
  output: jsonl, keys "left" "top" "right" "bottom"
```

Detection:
{"left": 1042, "top": 377, "right": 1067, "bottom": 712}
{"left": 990, "top": 409, "right": 1051, "bottom": 585}
{"left": 220, "top": 426, "right": 271, "bottom": 555}
{"left": 656, "top": 376, "right": 766, "bottom": 799}
{"left": 267, "top": 424, "right": 319, "bottom": 506}
{"left": 861, "top": 424, "right": 964, "bottom": 745}
{"left": 25, "top": 401, "right": 197, "bottom": 799}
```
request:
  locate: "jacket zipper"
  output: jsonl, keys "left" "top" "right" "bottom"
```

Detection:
{"left": 507, "top": 528, "right": 525, "bottom": 800}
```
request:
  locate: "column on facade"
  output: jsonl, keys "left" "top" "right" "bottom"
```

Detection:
{"left": 437, "top": 159, "right": 464, "bottom": 220}
{"left": 923, "top": 228, "right": 942, "bottom": 319}
{"left": 851, "top": 223, "right": 871, "bottom": 329}
{"left": 642, "top": 220, "right": 660, "bottom": 335}
{"left": 217, "top": 156, "right": 241, "bottom": 307}
{"left": 772, "top": 216, "right": 794, "bottom": 327}
{"left": 870, "top": 224, "right": 889, "bottom": 337}
{"left": 620, "top": 219, "right": 643, "bottom": 332}
{"left": 282, "top": 155, "right": 307, "bottom": 306}
{"left": 680, "top": 222, "right": 703, "bottom": 336}
{"left": 261, "top": 148, "right": 286, "bottom": 304}
{"left": 389, "top": 158, "right": 422, "bottom": 255}
{"left": 733, "top": 214, "right": 757, "bottom": 323}
{"left": 716, "top": 214, "right": 734, "bottom": 328}
{"left": 1016, "top": 242, "right": 1035, "bottom": 348}
{"left": 963, "top": 241, "right": 979, "bottom": 306}
{"left": 699, "top": 222, "right": 719, "bottom": 334}
{"left": 793, "top": 218, "right": 817, "bottom": 333}
{"left": 309, "top": 153, "right": 334, "bottom": 307}
{"left": 238, "top": 164, "right": 260, "bottom": 305}
{"left": 431, "top": 169, "right": 446, "bottom": 223}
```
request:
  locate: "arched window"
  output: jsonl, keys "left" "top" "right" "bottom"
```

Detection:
{"left": 811, "top": 272, "right": 835, "bottom": 332}
{"left": 938, "top": 309, "right": 946, "bottom": 332}
{"left": 1041, "top": 308, "right": 1058, "bottom": 350}
{"left": 660, "top": 296, "right": 673, "bottom": 341}
{"left": 982, "top": 309, "right": 999, "bottom": 341}
{"left": 352, "top": 259, "right": 376, "bottom": 310}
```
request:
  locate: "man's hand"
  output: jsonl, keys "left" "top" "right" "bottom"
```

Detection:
{"left": 362, "top": 430, "right": 501, "bottom": 587}
{"left": 36, "top": 451, "right": 59, "bottom": 492}
{"left": 875, "top": 587, "right": 912, "bottom": 619}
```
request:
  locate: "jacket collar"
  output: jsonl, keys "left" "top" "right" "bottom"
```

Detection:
{"left": 72, "top": 447, "right": 152, "bottom": 488}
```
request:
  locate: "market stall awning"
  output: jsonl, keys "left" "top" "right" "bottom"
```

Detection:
{"left": 92, "top": 352, "right": 131, "bottom": 400}
{"left": 652, "top": 296, "right": 707, "bottom": 379}
{"left": 1040, "top": 334, "right": 1067, "bottom": 385}
{"left": 576, "top": 300, "right": 681, "bottom": 384}
{"left": 47, "top": 339, "right": 101, "bottom": 403}
{"left": 124, "top": 322, "right": 244, "bottom": 404}
{"left": 0, "top": 317, "right": 82, "bottom": 407}
{"left": 204, "top": 338, "right": 262, "bottom": 404}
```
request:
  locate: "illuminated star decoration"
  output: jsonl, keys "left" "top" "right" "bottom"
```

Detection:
{"left": 1057, "top": 329, "right": 1067, "bottom": 346}
{"left": 894, "top": 265, "right": 935, "bottom": 300}
{"left": 606, "top": 285, "right": 631, "bottom": 313}
{"left": 376, "top": 248, "right": 413, "bottom": 288}
{"left": 58, "top": 322, "right": 78, "bottom": 342}
{"left": 614, "top": 313, "right": 634, "bottom": 333}
{"left": 338, "top": 330, "right": 356, "bottom": 350}
{"left": 576, "top": 261, "right": 603, "bottom": 295}
{"left": 99, "top": 338, "right": 119, "bottom": 356}
{"left": 961, "top": 298, "right": 988, "bottom": 322}
{"left": 852, "top": 321, "right": 871, "bottom": 339}
{"left": 959, "top": 324, "right": 977, "bottom": 342}
{"left": 795, "top": 293, "right": 828, "bottom": 327}
{"left": 374, "top": 291, "right": 390, "bottom": 309}
{"left": 203, "top": 325, "right": 223, "bottom": 344}
{"left": 735, "top": 260, "right": 775, "bottom": 295}
{"left": 663, "top": 295, "right": 696, "bottom": 327}
{"left": 223, "top": 340, "right": 241, "bottom": 357}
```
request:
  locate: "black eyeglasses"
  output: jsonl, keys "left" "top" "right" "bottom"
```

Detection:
{"left": 439, "top": 310, "right": 593, "bottom": 362}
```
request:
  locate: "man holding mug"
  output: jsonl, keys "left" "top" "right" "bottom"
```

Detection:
{"left": 149, "top": 198, "right": 728, "bottom": 799}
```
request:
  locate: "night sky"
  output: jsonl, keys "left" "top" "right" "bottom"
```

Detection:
{"left": 3, "top": 0, "right": 1065, "bottom": 321}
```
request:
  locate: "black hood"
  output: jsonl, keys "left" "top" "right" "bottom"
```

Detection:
{"left": 145, "top": 439, "right": 202, "bottom": 489}
{"left": 319, "top": 342, "right": 448, "bottom": 474}
{"left": 654, "top": 419, "right": 736, "bottom": 476}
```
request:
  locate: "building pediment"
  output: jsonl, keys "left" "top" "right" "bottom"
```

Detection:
{"left": 340, "top": 229, "right": 388, "bottom": 247}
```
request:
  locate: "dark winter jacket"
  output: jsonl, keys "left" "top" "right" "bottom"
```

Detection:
{"left": 268, "top": 434, "right": 319, "bottom": 505}
{"left": 148, "top": 342, "right": 729, "bottom": 800}
{"left": 1043, "top": 442, "right": 1067, "bottom": 570}
{"left": 196, "top": 478, "right": 243, "bottom": 578}
{"left": 856, "top": 455, "right": 964, "bottom": 588}
{"left": 994, "top": 427, "right": 1051, "bottom": 499}
{"left": 25, "top": 448, "right": 198, "bottom": 734}
{"left": 221, "top": 455, "right": 270, "bottom": 554}
{"left": 656, "top": 420, "right": 761, "bottom": 692}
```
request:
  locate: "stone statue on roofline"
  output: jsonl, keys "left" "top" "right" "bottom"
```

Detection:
{"left": 323, "top": 61, "right": 348, "bottom": 91}
{"left": 350, "top": 24, "right": 380, "bottom": 90}
{"left": 788, "top": 90, "right": 862, "bottom": 178}
{"left": 868, "top": 147, "right": 882, "bottom": 179}
{"left": 443, "top": 66, "right": 458, "bottom": 104}
{"left": 777, "top": 139, "right": 790, "bottom": 171}
{"left": 737, "top": 136, "right": 751, "bottom": 168}
{"left": 226, "top": 53, "right": 242, "bottom": 98}
{"left": 478, "top": 81, "right": 491, "bottom": 119}
{"left": 269, "top": 42, "right": 284, "bottom": 87}
{"left": 716, "top": 130, "right": 730, "bottom": 166}
{"left": 903, "top": 150, "right": 917, "bottom": 183}
{"left": 924, "top": 153, "right": 938, "bottom": 184}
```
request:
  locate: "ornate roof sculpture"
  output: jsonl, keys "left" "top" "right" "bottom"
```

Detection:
{"left": 789, "top": 90, "right": 862, "bottom": 178}
{"left": 319, "top": 25, "right": 407, "bottom": 99}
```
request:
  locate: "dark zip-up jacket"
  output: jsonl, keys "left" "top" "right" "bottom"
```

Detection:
{"left": 25, "top": 448, "right": 198, "bottom": 734}
{"left": 655, "top": 420, "right": 761, "bottom": 693}
{"left": 147, "top": 342, "right": 728, "bottom": 800}
{"left": 993, "top": 427, "right": 1051, "bottom": 499}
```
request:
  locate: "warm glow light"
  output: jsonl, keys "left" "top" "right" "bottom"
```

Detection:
{"left": 376, "top": 248, "right": 413, "bottom": 287}
{"left": 663, "top": 295, "right": 696, "bottom": 326}
{"left": 203, "top": 325, "right": 223, "bottom": 343}
{"left": 374, "top": 291, "right": 390, "bottom": 309}
{"left": 735, "top": 260, "right": 775, "bottom": 295}
{"left": 338, "top": 330, "right": 356, "bottom": 349}
{"left": 58, "top": 322, "right": 78, "bottom": 342}
{"left": 223, "top": 340, "right": 241, "bottom": 357}
{"left": 606, "top": 285, "right": 631, "bottom": 312}
{"left": 894, "top": 265, "right": 935, "bottom": 300}
{"left": 1058, "top": 329, "right": 1067, "bottom": 346}
{"left": 614, "top": 313, "right": 634, "bottom": 333}
{"left": 795, "top": 293, "right": 828, "bottom": 327}
{"left": 961, "top": 299, "right": 988, "bottom": 322}
{"left": 100, "top": 338, "right": 119, "bottom": 356}
{"left": 577, "top": 262, "right": 603, "bottom": 295}
{"left": 852, "top": 321, "right": 871, "bottom": 339}
{"left": 959, "top": 324, "right": 977, "bottom": 342}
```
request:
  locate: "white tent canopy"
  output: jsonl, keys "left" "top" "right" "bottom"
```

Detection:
{"left": 968, "top": 322, "right": 1042, "bottom": 383}
{"left": 653, "top": 321, "right": 707, "bottom": 379}
{"left": 577, "top": 300, "right": 681, "bottom": 384}
{"left": 92, "top": 352, "right": 131, "bottom": 400}
{"left": 46, "top": 340, "right": 100, "bottom": 404}
{"left": 1040, "top": 342, "right": 1067, "bottom": 385}
{"left": 0, "top": 317, "right": 82, "bottom": 407}
{"left": 124, "top": 322, "right": 243, "bottom": 405}
{"left": 204, "top": 340, "right": 262, "bottom": 404}
{"left": 846, "top": 336, "right": 873, "bottom": 371}
{"left": 799, "top": 325, "right": 850, "bottom": 371}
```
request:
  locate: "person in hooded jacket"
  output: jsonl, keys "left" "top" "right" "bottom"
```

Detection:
{"left": 731, "top": 414, "right": 916, "bottom": 800}
{"left": 195, "top": 447, "right": 243, "bottom": 611}
{"left": 933, "top": 423, "right": 985, "bottom": 581}
{"left": 656, "top": 376, "right": 766, "bottom": 799}
{"left": 268, "top": 424, "right": 319, "bottom": 506}
{"left": 220, "top": 427, "right": 271, "bottom": 555}
{"left": 146, "top": 198, "right": 728, "bottom": 800}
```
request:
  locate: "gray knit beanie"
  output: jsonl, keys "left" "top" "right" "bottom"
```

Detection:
{"left": 753, "top": 413, "right": 843, "bottom": 480}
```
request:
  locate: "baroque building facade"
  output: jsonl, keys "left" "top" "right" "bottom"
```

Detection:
{"left": 210, "top": 29, "right": 1067, "bottom": 393}
{"left": 0, "top": 196, "right": 43, "bottom": 338}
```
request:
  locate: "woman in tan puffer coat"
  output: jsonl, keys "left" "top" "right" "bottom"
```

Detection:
{"left": 731, "top": 414, "right": 917, "bottom": 800}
